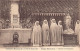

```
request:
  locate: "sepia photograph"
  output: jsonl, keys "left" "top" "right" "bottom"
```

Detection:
{"left": 0, "top": 0, "right": 80, "bottom": 51}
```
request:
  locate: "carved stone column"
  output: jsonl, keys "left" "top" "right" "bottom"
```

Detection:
{"left": 10, "top": 0, "right": 20, "bottom": 28}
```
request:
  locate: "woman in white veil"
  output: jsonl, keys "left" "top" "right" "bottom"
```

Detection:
{"left": 42, "top": 19, "right": 50, "bottom": 46}
{"left": 75, "top": 20, "right": 80, "bottom": 44}
{"left": 57, "top": 20, "right": 64, "bottom": 45}
{"left": 32, "top": 21, "right": 42, "bottom": 46}
{"left": 0, "top": 20, "right": 2, "bottom": 29}
{"left": 50, "top": 19, "right": 58, "bottom": 45}
{"left": 75, "top": 20, "right": 80, "bottom": 35}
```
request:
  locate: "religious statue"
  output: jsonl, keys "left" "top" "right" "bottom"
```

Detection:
{"left": 64, "top": 14, "right": 74, "bottom": 34}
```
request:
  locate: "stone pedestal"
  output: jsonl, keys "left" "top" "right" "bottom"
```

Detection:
{"left": 0, "top": 29, "right": 32, "bottom": 44}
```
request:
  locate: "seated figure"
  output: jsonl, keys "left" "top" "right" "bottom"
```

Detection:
{"left": 13, "top": 32, "right": 19, "bottom": 44}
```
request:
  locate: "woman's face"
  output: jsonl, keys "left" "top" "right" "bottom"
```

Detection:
{"left": 51, "top": 19, "right": 55, "bottom": 23}
{"left": 52, "top": 20, "right": 56, "bottom": 23}
{"left": 59, "top": 21, "right": 62, "bottom": 25}
{"left": 36, "top": 22, "right": 39, "bottom": 26}
{"left": 44, "top": 20, "right": 47, "bottom": 24}
{"left": 77, "top": 20, "right": 79, "bottom": 24}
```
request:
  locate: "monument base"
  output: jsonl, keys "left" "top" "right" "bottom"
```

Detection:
{"left": 0, "top": 29, "right": 32, "bottom": 45}
{"left": 11, "top": 24, "right": 22, "bottom": 28}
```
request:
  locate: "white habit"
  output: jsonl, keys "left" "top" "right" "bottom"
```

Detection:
{"left": 57, "top": 20, "right": 64, "bottom": 45}
{"left": 75, "top": 20, "right": 80, "bottom": 44}
{"left": 42, "top": 20, "right": 50, "bottom": 46}
{"left": 50, "top": 19, "right": 58, "bottom": 45}
{"left": 32, "top": 21, "right": 42, "bottom": 46}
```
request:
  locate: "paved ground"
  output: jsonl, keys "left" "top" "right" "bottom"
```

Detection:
{"left": 0, "top": 44, "right": 80, "bottom": 51}
{"left": 0, "top": 43, "right": 79, "bottom": 47}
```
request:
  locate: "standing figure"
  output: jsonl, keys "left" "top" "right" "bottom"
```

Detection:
{"left": 75, "top": 20, "right": 80, "bottom": 35}
{"left": 50, "top": 19, "right": 58, "bottom": 45}
{"left": 42, "top": 20, "right": 50, "bottom": 46}
{"left": 32, "top": 21, "right": 42, "bottom": 46}
{"left": 57, "top": 20, "right": 64, "bottom": 45}
{"left": 75, "top": 20, "right": 80, "bottom": 44}
{"left": 0, "top": 20, "right": 2, "bottom": 29}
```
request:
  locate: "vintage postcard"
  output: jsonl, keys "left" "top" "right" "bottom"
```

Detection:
{"left": 0, "top": 0, "right": 80, "bottom": 51}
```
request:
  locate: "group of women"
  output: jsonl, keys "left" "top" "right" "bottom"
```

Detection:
{"left": 32, "top": 19, "right": 63, "bottom": 46}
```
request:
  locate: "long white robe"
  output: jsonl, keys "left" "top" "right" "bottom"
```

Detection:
{"left": 32, "top": 21, "right": 42, "bottom": 46}
{"left": 0, "top": 22, "right": 2, "bottom": 29}
{"left": 57, "top": 21, "right": 63, "bottom": 45}
{"left": 50, "top": 19, "right": 58, "bottom": 45}
{"left": 75, "top": 21, "right": 80, "bottom": 35}
{"left": 75, "top": 20, "right": 80, "bottom": 44}
{"left": 42, "top": 20, "right": 50, "bottom": 45}
{"left": 78, "top": 26, "right": 80, "bottom": 44}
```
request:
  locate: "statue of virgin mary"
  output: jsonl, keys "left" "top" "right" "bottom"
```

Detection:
{"left": 64, "top": 14, "right": 74, "bottom": 34}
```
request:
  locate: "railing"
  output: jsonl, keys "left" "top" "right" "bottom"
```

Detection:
{"left": 32, "top": 13, "right": 66, "bottom": 16}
